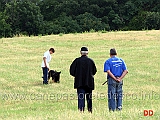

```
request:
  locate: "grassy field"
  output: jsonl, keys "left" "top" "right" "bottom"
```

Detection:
{"left": 0, "top": 30, "right": 160, "bottom": 120}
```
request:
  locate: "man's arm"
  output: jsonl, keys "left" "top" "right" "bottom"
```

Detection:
{"left": 92, "top": 61, "right": 97, "bottom": 75}
{"left": 70, "top": 59, "right": 77, "bottom": 77}
{"left": 117, "top": 70, "right": 128, "bottom": 82}
{"left": 43, "top": 57, "right": 49, "bottom": 71}
{"left": 107, "top": 70, "right": 118, "bottom": 81}
{"left": 43, "top": 57, "right": 47, "bottom": 67}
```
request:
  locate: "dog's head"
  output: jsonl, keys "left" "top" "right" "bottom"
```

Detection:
{"left": 48, "top": 70, "right": 55, "bottom": 79}
{"left": 50, "top": 70, "right": 56, "bottom": 76}
{"left": 48, "top": 70, "right": 61, "bottom": 82}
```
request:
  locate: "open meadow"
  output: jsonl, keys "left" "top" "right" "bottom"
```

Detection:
{"left": 0, "top": 30, "right": 160, "bottom": 120}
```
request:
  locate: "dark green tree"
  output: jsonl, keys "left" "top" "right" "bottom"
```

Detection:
{"left": 42, "top": 14, "right": 81, "bottom": 34}
{"left": 133, "top": 0, "right": 160, "bottom": 12}
{"left": 128, "top": 11, "right": 160, "bottom": 30}
{"left": 108, "top": 10, "right": 123, "bottom": 30}
{"left": 76, "top": 12, "right": 106, "bottom": 32}
{"left": 128, "top": 11, "right": 147, "bottom": 30}
{"left": 145, "top": 12, "right": 160, "bottom": 30}
{"left": 0, "top": 1, "right": 6, "bottom": 12}
{"left": 119, "top": 1, "right": 138, "bottom": 24}
{"left": 0, "top": 0, "right": 12, "bottom": 12}
{"left": 55, "top": 14, "right": 81, "bottom": 33}
{"left": 39, "top": 0, "right": 60, "bottom": 21}
{"left": 0, "top": 0, "right": 160, "bottom": 37}
{"left": 0, "top": 11, "right": 11, "bottom": 38}
{"left": 54, "top": 0, "right": 80, "bottom": 17}
{"left": 5, "top": 0, "right": 43, "bottom": 36}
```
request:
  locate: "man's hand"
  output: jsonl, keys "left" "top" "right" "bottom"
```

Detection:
{"left": 116, "top": 77, "right": 122, "bottom": 82}
{"left": 107, "top": 70, "right": 118, "bottom": 81}
{"left": 116, "top": 70, "right": 128, "bottom": 82}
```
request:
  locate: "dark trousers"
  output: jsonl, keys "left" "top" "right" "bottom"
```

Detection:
{"left": 77, "top": 87, "right": 92, "bottom": 112}
{"left": 42, "top": 67, "right": 48, "bottom": 84}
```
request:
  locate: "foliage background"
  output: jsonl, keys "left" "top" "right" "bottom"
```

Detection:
{"left": 0, "top": 0, "right": 160, "bottom": 38}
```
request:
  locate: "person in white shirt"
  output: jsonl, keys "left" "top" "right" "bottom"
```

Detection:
{"left": 41, "top": 48, "right": 55, "bottom": 84}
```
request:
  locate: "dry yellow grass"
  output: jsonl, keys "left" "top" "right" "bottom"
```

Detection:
{"left": 0, "top": 30, "right": 160, "bottom": 120}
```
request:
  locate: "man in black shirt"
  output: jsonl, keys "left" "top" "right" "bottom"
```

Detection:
{"left": 70, "top": 47, "right": 97, "bottom": 113}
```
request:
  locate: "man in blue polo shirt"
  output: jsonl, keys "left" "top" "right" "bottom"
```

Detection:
{"left": 104, "top": 48, "right": 128, "bottom": 111}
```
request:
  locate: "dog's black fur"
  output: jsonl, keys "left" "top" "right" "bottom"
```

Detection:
{"left": 48, "top": 70, "right": 61, "bottom": 83}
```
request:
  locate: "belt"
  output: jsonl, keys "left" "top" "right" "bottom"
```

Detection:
{"left": 115, "top": 76, "right": 120, "bottom": 78}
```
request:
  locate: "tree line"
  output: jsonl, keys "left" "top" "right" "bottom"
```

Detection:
{"left": 0, "top": 0, "right": 160, "bottom": 38}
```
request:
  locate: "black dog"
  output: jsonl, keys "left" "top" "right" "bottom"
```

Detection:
{"left": 48, "top": 70, "right": 61, "bottom": 83}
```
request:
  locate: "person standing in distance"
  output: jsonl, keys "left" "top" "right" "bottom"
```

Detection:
{"left": 104, "top": 48, "right": 128, "bottom": 111}
{"left": 70, "top": 47, "right": 97, "bottom": 113}
{"left": 41, "top": 48, "right": 55, "bottom": 84}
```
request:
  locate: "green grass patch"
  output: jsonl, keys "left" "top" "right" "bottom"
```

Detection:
{"left": 0, "top": 30, "right": 160, "bottom": 120}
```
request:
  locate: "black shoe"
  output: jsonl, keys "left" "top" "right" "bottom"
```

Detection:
{"left": 43, "top": 83, "right": 48, "bottom": 85}
{"left": 88, "top": 108, "right": 92, "bottom": 113}
{"left": 88, "top": 110, "right": 92, "bottom": 113}
{"left": 109, "top": 109, "right": 115, "bottom": 112}
{"left": 43, "top": 81, "right": 48, "bottom": 84}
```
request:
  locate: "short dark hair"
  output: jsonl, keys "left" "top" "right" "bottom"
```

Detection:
{"left": 49, "top": 48, "right": 55, "bottom": 53}
{"left": 110, "top": 48, "right": 117, "bottom": 55}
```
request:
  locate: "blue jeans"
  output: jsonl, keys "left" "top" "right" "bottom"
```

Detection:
{"left": 42, "top": 67, "right": 48, "bottom": 84}
{"left": 108, "top": 78, "right": 123, "bottom": 111}
{"left": 77, "top": 87, "right": 92, "bottom": 112}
